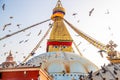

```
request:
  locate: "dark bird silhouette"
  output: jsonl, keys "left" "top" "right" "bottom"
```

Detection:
{"left": 38, "top": 30, "right": 42, "bottom": 36}
{"left": 88, "top": 71, "right": 93, "bottom": 79}
{"left": 89, "top": 8, "right": 94, "bottom": 16}
{"left": 3, "top": 23, "right": 12, "bottom": 31}
{"left": 98, "top": 50, "right": 106, "bottom": 53}
{"left": 9, "top": 16, "right": 13, "bottom": 19}
{"left": 17, "top": 24, "right": 20, "bottom": 27}
{"left": 72, "top": 13, "right": 77, "bottom": 16}
{"left": 49, "top": 22, "right": 52, "bottom": 26}
{"left": 17, "top": 24, "right": 20, "bottom": 26}
{"left": 16, "top": 24, "right": 21, "bottom": 29}
{"left": 19, "top": 40, "right": 24, "bottom": 44}
{"left": 98, "top": 50, "right": 106, "bottom": 58}
{"left": 2, "top": 4, "right": 5, "bottom": 11}
{"left": 31, "top": 52, "right": 35, "bottom": 56}
{"left": 4, "top": 52, "right": 7, "bottom": 55}
{"left": 113, "top": 70, "right": 117, "bottom": 75}
{"left": 39, "top": 63, "right": 42, "bottom": 67}
{"left": 24, "top": 39, "right": 29, "bottom": 42}
{"left": 101, "top": 66, "right": 107, "bottom": 73}
{"left": 72, "top": 13, "right": 77, "bottom": 18}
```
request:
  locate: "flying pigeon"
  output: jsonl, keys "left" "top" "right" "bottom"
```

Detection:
{"left": 3, "top": 23, "right": 12, "bottom": 31}
{"left": 9, "top": 16, "right": 13, "bottom": 19}
{"left": 113, "top": 70, "right": 117, "bottom": 75}
{"left": 95, "top": 72, "right": 100, "bottom": 76}
{"left": 24, "top": 39, "right": 29, "bottom": 42}
{"left": 19, "top": 40, "right": 24, "bottom": 44}
{"left": 16, "top": 24, "right": 21, "bottom": 28}
{"left": 89, "top": 8, "right": 94, "bottom": 16}
{"left": 98, "top": 50, "right": 106, "bottom": 53}
{"left": 98, "top": 50, "right": 106, "bottom": 58}
{"left": 72, "top": 13, "right": 77, "bottom": 18}
{"left": 2, "top": 4, "right": 5, "bottom": 11}
{"left": 88, "top": 71, "right": 93, "bottom": 79}
{"left": 49, "top": 22, "right": 52, "bottom": 26}
{"left": 72, "top": 13, "right": 77, "bottom": 16}
{"left": 38, "top": 30, "right": 42, "bottom": 36}
{"left": 101, "top": 66, "right": 107, "bottom": 73}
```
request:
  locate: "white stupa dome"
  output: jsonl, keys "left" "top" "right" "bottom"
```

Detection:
{"left": 27, "top": 52, "right": 98, "bottom": 74}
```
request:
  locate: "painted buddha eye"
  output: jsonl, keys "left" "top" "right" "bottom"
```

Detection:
{"left": 62, "top": 46, "right": 67, "bottom": 48}
{"left": 53, "top": 45, "right": 58, "bottom": 48}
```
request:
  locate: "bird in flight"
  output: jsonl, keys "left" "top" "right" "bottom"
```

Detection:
{"left": 2, "top": 4, "right": 5, "bottom": 11}
{"left": 19, "top": 40, "right": 24, "bottom": 44}
{"left": 17, "top": 24, "right": 21, "bottom": 28}
{"left": 49, "top": 22, "right": 52, "bottom": 26}
{"left": 89, "top": 8, "right": 94, "bottom": 16}
{"left": 72, "top": 13, "right": 77, "bottom": 16}
{"left": 3, "top": 23, "right": 12, "bottom": 31}
{"left": 24, "top": 39, "right": 29, "bottom": 43}
{"left": 9, "top": 16, "right": 13, "bottom": 19}
{"left": 98, "top": 50, "right": 106, "bottom": 57}
{"left": 38, "top": 30, "right": 42, "bottom": 36}
{"left": 72, "top": 13, "right": 77, "bottom": 18}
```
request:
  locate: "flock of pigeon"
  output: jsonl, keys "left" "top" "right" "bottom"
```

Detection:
{"left": 1, "top": 2, "right": 111, "bottom": 63}
{"left": 1, "top": 3, "right": 44, "bottom": 61}
{"left": 72, "top": 8, "right": 111, "bottom": 58}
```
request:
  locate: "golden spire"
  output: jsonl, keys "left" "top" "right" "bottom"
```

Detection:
{"left": 47, "top": 0, "right": 73, "bottom": 52}
{"left": 55, "top": 0, "right": 62, "bottom": 7}
{"left": 51, "top": 0, "right": 65, "bottom": 21}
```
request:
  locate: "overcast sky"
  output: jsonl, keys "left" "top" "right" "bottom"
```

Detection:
{"left": 0, "top": 0, "right": 120, "bottom": 68}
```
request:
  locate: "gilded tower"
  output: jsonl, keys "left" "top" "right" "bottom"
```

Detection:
{"left": 47, "top": 0, "right": 73, "bottom": 52}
